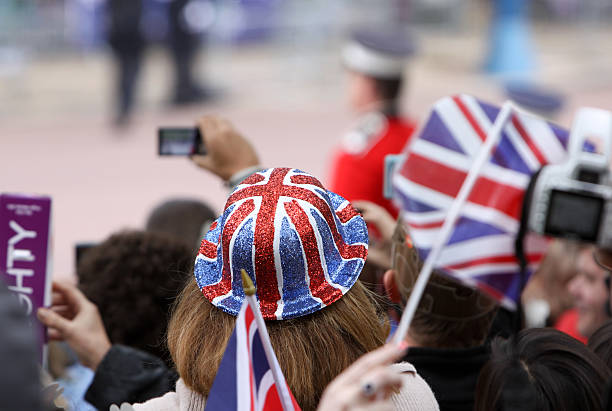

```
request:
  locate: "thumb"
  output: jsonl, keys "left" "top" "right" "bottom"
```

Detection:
{"left": 37, "top": 308, "right": 72, "bottom": 335}
{"left": 190, "top": 154, "right": 214, "bottom": 171}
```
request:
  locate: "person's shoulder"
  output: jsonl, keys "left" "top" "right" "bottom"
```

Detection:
{"left": 387, "top": 116, "right": 417, "bottom": 134}
{"left": 390, "top": 362, "right": 440, "bottom": 410}
{"left": 340, "top": 112, "right": 389, "bottom": 155}
{"left": 120, "top": 390, "right": 179, "bottom": 411}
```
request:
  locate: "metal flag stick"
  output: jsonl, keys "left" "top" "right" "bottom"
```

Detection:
{"left": 241, "top": 269, "right": 295, "bottom": 411}
{"left": 392, "top": 101, "right": 516, "bottom": 345}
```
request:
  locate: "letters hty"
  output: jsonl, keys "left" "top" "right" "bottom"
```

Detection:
{"left": 6, "top": 220, "right": 36, "bottom": 314}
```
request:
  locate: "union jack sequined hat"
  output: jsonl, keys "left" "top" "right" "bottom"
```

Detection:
{"left": 195, "top": 168, "right": 369, "bottom": 320}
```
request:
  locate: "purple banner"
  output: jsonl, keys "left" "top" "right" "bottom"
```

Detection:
{"left": 0, "top": 193, "right": 52, "bottom": 365}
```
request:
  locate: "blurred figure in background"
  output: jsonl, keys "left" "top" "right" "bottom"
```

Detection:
{"left": 107, "top": 0, "right": 212, "bottom": 125}
{"left": 328, "top": 27, "right": 417, "bottom": 219}
{"left": 145, "top": 197, "right": 217, "bottom": 251}
{"left": 168, "top": 0, "right": 211, "bottom": 104}
{"left": 522, "top": 240, "right": 580, "bottom": 328}
{"left": 106, "top": 0, "right": 146, "bottom": 125}
{"left": 555, "top": 245, "right": 610, "bottom": 343}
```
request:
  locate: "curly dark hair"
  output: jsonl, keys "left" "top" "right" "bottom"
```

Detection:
{"left": 77, "top": 230, "right": 193, "bottom": 366}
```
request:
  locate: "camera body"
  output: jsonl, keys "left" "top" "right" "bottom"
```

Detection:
{"left": 158, "top": 127, "right": 204, "bottom": 156}
{"left": 528, "top": 108, "right": 612, "bottom": 249}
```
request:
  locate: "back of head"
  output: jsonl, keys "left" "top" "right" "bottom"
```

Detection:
{"left": 169, "top": 168, "right": 389, "bottom": 411}
{"left": 146, "top": 198, "right": 216, "bottom": 250}
{"left": 168, "top": 279, "right": 388, "bottom": 411}
{"left": 78, "top": 230, "right": 193, "bottom": 364}
{"left": 0, "top": 279, "right": 42, "bottom": 410}
{"left": 475, "top": 328, "right": 611, "bottom": 411}
{"left": 392, "top": 220, "right": 498, "bottom": 348}
{"left": 588, "top": 319, "right": 612, "bottom": 372}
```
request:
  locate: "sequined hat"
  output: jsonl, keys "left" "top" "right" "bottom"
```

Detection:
{"left": 195, "top": 168, "right": 369, "bottom": 320}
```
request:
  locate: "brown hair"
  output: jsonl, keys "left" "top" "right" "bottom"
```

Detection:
{"left": 167, "top": 279, "right": 388, "bottom": 411}
{"left": 392, "top": 221, "right": 497, "bottom": 348}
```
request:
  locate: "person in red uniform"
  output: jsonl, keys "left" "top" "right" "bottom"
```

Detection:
{"left": 329, "top": 28, "right": 416, "bottom": 219}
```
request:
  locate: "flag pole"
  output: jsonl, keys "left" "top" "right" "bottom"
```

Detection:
{"left": 241, "top": 269, "right": 295, "bottom": 411}
{"left": 392, "top": 101, "right": 516, "bottom": 345}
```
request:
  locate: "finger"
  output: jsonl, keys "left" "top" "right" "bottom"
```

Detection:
{"left": 364, "top": 367, "right": 404, "bottom": 395}
{"left": 337, "top": 344, "right": 407, "bottom": 383}
{"left": 47, "top": 328, "right": 64, "bottom": 341}
{"left": 37, "top": 307, "right": 72, "bottom": 334}
{"left": 51, "top": 305, "right": 75, "bottom": 319}
{"left": 190, "top": 154, "right": 213, "bottom": 171}
{"left": 51, "top": 291, "right": 68, "bottom": 306}
{"left": 51, "top": 281, "right": 88, "bottom": 312}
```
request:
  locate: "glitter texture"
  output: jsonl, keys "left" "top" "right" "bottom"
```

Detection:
{"left": 194, "top": 168, "right": 368, "bottom": 320}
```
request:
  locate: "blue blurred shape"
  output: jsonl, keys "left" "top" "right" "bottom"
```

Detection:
{"left": 485, "top": 0, "right": 535, "bottom": 77}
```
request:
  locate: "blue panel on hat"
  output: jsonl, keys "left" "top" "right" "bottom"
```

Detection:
{"left": 279, "top": 215, "right": 322, "bottom": 318}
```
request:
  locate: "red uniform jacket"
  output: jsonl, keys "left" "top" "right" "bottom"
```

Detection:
{"left": 329, "top": 114, "right": 416, "bottom": 218}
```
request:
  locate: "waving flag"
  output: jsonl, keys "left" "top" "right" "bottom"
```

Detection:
{"left": 393, "top": 94, "right": 569, "bottom": 309}
{"left": 205, "top": 272, "right": 301, "bottom": 411}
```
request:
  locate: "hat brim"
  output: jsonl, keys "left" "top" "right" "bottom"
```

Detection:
{"left": 194, "top": 190, "right": 369, "bottom": 320}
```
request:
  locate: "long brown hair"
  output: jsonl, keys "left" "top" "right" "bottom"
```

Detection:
{"left": 167, "top": 279, "right": 388, "bottom": 411}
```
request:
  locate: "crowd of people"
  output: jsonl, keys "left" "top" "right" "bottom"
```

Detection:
{"left": 3, "top": 22, "right": 612, "bottom": 411}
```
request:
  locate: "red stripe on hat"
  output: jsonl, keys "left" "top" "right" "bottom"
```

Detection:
{"left": 285, "top": 200, "right": 344, "bottom": 305}
{"left": 226, "top": 168, "right": 367, "bottom": 262}
{"left": 201, "top": 199, "right": 256, "bottom": 302}
{"left": 406, "top": 153, "right": 524, "bottom": 219}
{"left": 290, "top": 174, "right": 325, "bottom": 189}
{"left": 252, "top": 169, "right": 287, "bottom": 319}
{"left": 199, "top": 239, "right": 217, "bottom": 259}
{"left": 336, "top": 204, "right": 360, "bottom": 224}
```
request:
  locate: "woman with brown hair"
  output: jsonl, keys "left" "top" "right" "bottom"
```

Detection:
{"left": 133, "top": 167, "right": 390, "bottom": 410}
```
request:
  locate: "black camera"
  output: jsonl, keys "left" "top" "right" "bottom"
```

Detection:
{"left": 158, "top": 127, "right": 205, "bottom": 156}
{"left": 527, "top": 108, "right": 612, "bottom": 249}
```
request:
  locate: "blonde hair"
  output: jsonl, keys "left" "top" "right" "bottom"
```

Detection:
{"left": 167, "top": 279, "right": 388, "bottom": 411}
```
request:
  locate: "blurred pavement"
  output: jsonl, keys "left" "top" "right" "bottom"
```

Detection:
{"left": 2, "top": 19, "right": 612, "bottom": 280}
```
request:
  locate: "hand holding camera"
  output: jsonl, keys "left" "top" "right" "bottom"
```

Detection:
{"left": 190, "top": 116, "right": 260, "bottom": 182}
{"left": 159, "top": 115, "right": 260, "bottom": 182}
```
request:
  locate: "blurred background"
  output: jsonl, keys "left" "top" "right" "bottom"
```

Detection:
{"left": 2, "top": 0, "right": 612, "bottom": 280}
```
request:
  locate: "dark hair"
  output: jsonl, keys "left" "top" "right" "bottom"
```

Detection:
{"left": 78, "top": 230, "right": 193, "bottom": 365}
{"left": 475, "top": 328, "right": 611, "bottom": 411}
{"left": 373, "top": 76, "right": 403, "bottom": 101}
{"left": 588, "top": 319, "right": 612, "bottom": 372}
{"left": 146, "top": 198, "right": 216, "bottom": 250}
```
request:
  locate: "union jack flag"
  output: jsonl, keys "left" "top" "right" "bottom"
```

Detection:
{"left": 205, "top": 300, "right": 302, "bottom": 411}
{"left": 195, "top": 168, "right": 368, "bottom": 320}
{"left": 393, "top": 94, "right": 569, "bottom": 309}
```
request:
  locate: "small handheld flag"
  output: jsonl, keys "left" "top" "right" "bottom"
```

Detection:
{"left": 205, "top": 270, "right": 301, "bottom": 411}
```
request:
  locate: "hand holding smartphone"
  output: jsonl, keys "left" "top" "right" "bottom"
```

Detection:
{"left": 158, "top": 127, "right": 206, "bottom": 156}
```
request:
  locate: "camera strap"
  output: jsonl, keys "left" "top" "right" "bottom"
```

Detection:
{"left": 513, "top": 168, "right": 544, "bottom": 332}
